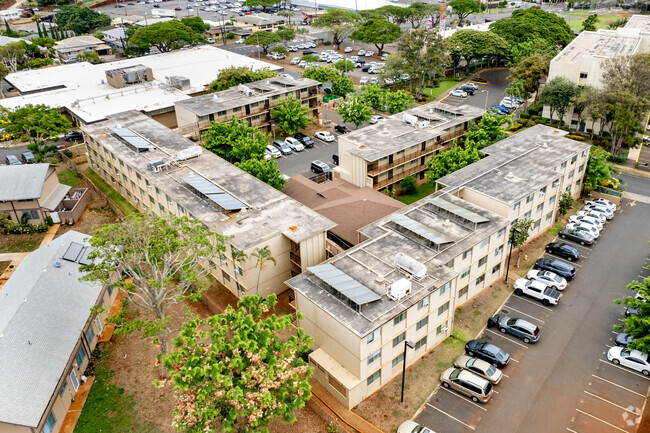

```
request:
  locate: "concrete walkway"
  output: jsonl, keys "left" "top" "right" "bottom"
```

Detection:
{"left": 40, "top": 223, "right": 60, "bottom": 247}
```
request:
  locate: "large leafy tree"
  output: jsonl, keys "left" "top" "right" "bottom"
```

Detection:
{"left": 270, "top": 94, "right": 310, "bottom": 135}
{"left": 81, "top": 213, "right": 229, "bottom": 355}
{"left": 312, "top": 9, "right": 359, "bottom": 49}
{"left": 275, "top": 26, "right": 296, "bottom": 46}
{"left": 207, "top": 66, "right": 277, "bottom": 93}
{"left": 509, "top": 37, "right": 557, "bottom": 67}
{"left": 251, "top": 246, "right": 276, "bottom": 295}
{"left": 350, "top": 17, "right": 401, "bottom": 56}
{"left": 334, "top": 59, "right": 355, "bottom": 75}
{"left": 445, "top": 30, "right": 510, "bottom": 74}
{"left": 202, "top": 116, "right": 268, "bottom": 163}
{"left": 244, "top": 31, "right": 281, "bottom": 54}
{"left": 583, "top": 146, "right": 614, "bottom": 191}
{"left": 180, "top": 16, "right": 210, "bottom": 34}
{"left": 56, "top": 6, "right": 111, "bottom": 35}
{"left": 581, "top": 14, "right": 599, "bottom": 32}
{"left": 384, "top": 90, "right": 414, "bottom": 114}
{"left": 569, "top": 85, "right": 593, "bottom": 131}
{"left": 244, "top": 0, "right": 276, "bottom": 11}
{"left": 403, "top": 2, "right": 440, "bottom": 29}
{"left": 331, "top": 75, "right": 354, "bottom": 97}
{"left": 539, "top": 76, "right": 577, "bottom": 126}
{"left": 163, "top": 295, "right": 313, "bottom": 433}
{"left": 302, "top": 65, "right": 340, "bottom": 83}
{"left": 129, "top": 20, "right": 204, "bottom": 52}
{"left": 464, "top": 111, "right": 512, "bottom": 149}
{"left": 511, "top": 218, "right": 533, "bottom": 267}
{"left": 558, "top": 192, "right": 574, "bottom": 217}
{"left": 337, "top": 94, "right": 372, "bottom": 128}
{"left": 0, "top": 42, "right": 25, "bottom": 73}
{"left": 235, "top": 158, "right": 286, "bottom": 190}
{"left": 369, "top": 5, "right": 408, "bottom": 23}
{"left": 615, "top": 277, "right": 650, "bottom": 354}
{"left": 448, "top": 0, "right": 482, "bottom": 24}
{"left": 2, "top": 104, "right": 71, "bottom": 161}
{"left": 489, "top": 8, "right": 574, "bottom": 48}
{"left": 510, "top": 53, "right": 549, "bottom": 95}
{"left": 425, "top": 140, "right": 483, "bottom": 182}
{"left": 361, "top": 83, "right": 386, "bottom": 110}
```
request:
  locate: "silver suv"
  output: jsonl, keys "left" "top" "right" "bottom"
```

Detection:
{"left": 440, "top": 367, "right": 493, "bottom": 403}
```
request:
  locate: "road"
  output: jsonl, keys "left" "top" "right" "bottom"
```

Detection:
{"left": 620, "top": 173, "right": 650, "bottom": 196}
{"left": 440, "top": 69, "right": 511, "bottom": 110}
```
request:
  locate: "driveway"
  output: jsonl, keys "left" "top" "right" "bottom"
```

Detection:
{"left": 438, "top": 69, "right": 511, "bottom": 111}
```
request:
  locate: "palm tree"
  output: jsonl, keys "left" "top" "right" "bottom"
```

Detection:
{"left": 231, "top": 248, "right": 247, "bottom": 298}
{"left": 252, "top": 246, "right": 276, "bottom": 296}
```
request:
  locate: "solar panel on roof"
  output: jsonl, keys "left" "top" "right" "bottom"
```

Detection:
{"left": 110, "top": 127, "right": 154, "bottom": 152}
{"left": 389, "top": 214, "right": 453, "bottom": 245}
{"left": 109, "top": 127, "right": 137, "bottom": 137}
{"left": 308, "top": 263, "right": 382, "bottom": 306}
{"left": 182, "top": 175, "right": 247, "bottom": 211}
{"left": 428, "top": 197, "right": 489, "bottom": 224}
{"left": 78, "top": 247, "right": 94, "bottom": 266}
{"left": 184, "top": 176, "right": 224, "bottom": 194}
{"left": 62, "top": 242, "right": 84, "bottom": 262}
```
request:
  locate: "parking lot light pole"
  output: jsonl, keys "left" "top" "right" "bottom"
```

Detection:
{"left": 504, "top": 227, "right": 521, "bottom": 284}
{"left": 482, "top": 89, "right": 489, "bottom": 110}
{"left": 400, "top": 340, "right": 415, "bottom": 404}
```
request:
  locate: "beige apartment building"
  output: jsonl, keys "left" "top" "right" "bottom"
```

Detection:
{"left": 174, "top": 76, "right": 321, "bottom": 138}
{"left": 544, "top": 14, "right": 650, "bottom": 132}
{"left": 334, "top": 101, "right": 484, "bottom": 191}
{"left": 286, "top": 125, "right": 590, "bottom": 408}
{"left": 232, "top": 13, "right": 286, "bottom": 31}
{"left": 0, "top": 230, "right": 117, "bottom": 433}
{"left": 82, "top": 110, "right": 335, "bottom": 299}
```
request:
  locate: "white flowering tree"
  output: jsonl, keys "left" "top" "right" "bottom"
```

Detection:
{"left": 163, "top": 294, "right": 313, "bottom": 433}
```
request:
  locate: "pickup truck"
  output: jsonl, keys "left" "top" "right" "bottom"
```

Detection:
{"left": 514, "top": 278, "right": 562, "bottom": 306}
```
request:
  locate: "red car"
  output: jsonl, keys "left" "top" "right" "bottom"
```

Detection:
{"left": 334, "top": 124, "right": 351, "bottom": 134}
{"left": 245, "top": 11, "right": 252, "bottom": 14}
{"left": 174, "top": 6, "right": 181, "bottom": 10}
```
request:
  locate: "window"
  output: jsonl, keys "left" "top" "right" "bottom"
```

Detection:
{"left": 367, "top": 328, "right": 381, "bottom": 344}
{"left": 393, "top": 311, "right": 406, "bottom": 326}
{"left": 85, "top": 325, "right": 95, "bottom": 345}
{"left": 438, "top": 301, "right": 450, "bottom": 316}
{"left": 498, "top": 227, "right": 506, "bottom": 238}
{"left": 478, "top": 255, "right": 488, "bottom": 267}
{"left": 393, "top": 332, "right": 406, "bottom": 347}
{"left": 107, "top": 284, "right": 113, "bottom": 296}
{"left": 460, "top": 267, "right": 470, "bottom": 279}
{"left": 546, "top": 211, "right": 554, "bottom": 221}
{"left": 155, "top": 187, "right": 161, "bottom": 195}
{"left": 43, "top": 412, "right": 57, "bottom": 433}
{"left": 233, "top": 106, "right": 241, "bottom": 112}
{"left": 458, "top": 285, "right": 469, "bottom": 297}
{"left": 22, "top": 210, "right": 39, "bottom": 220}
{"left": 149, "top": 195, "right": 155, "bottom": 204}
{"left": 414, "top": 335, "right": 427, "bottom": 350}
{"left": 417, "top": 297, "right": 429, "bottom": 310}
{"left": 561, "top": 161, "right": 567, "bottom": 169}
{"left": 568, "top": 170, "right": 574, "bottom": 179}
{"left": 392, "top": 352, "right": 405, "bottom": 368}
{"left": 495, "top": 244, "right": 504, "bottom": 256}
{"left": 436, "top": 321, "right": 448, "bottom": 335}
{"left": 579, "top": 164, "right": 585, "bottom": 172}
{"left": 476, "top": 273, "right": 486, "bottom": 285}
{"left": 537, "top": 203, "right": 544, "bottom": 213}
{"left": 462, "top": 248, "right": 472, "bottom": 260}
{"left": 416, "top": 316, "right": 429, "bottom": 331}
{"left": 565, "top": 186, "right": 571, "bottom": 193}
{"left": 571, "top": 155, "right": 577, "bottom": 164}
{"left": 367, "top": 370, "right": 381, "bottom": 386}
{"left": 445, "top": 259, "right": 454, "bottom": 268}
{"left": 548, "top": 195, "right": 556, "bottom": 205}
{"left": 533, "top": 219, "right": 541, "bottom": 229}
{"left": 178, "top": 205, "right": 185, "bottom": 214}
{"left": 217, "top": 110, "right": 226, "bottom": 116}
{"left": 540, "top": 186, "right": 547, "bottom": 194}
{"left": 512, "top": 202, "right": 520, "bottom": 212}
{"left": 492, "top": 263, "right": 501, "bottom": 274}
{"left": 575, "top": 180, "right": 581, "bottom": 188}
{"left": 59, "top": 380, "right": 67, "bottom": 397}
{"left": 70, "top": 369, "right": 79, "bottom": 391}
{"left": 368, "top": 349, "right": 381, "bottom": 365}
{"left": 222, "top": 270, "right": 231, "bottom": 282}
{"left": 75, "top": 344, "right": 87, "bottom": 366}
{"left": 159, "top": 204, "right": 165, "bottom": 213}
{"left": 481, "top": 238, "right": 489, "bottom": 248}
{"left": 439, "top": 281, "right": 451, "bottom": 296}
{"left": 579, "top": 72, "right": 588, "bottom": 79}
{"left": 526, "top": 194, "right": 533, "bottom": 204}
{"left": 523, "top": 210, "right": 531, "bottom": 220}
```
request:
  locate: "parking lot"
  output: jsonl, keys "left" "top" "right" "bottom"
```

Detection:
{"left": 274, "top": 131, "right": 340, "bottom": 178}
{"left": 415, "top": 193, "right": 650, "bottom": 433}
{"left": 440, "top": 69, "right": 510, "bottom": 112}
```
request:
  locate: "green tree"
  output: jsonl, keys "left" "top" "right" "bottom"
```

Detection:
{"left": 229, "top": 248, "right": 248, "bottom": 298}
{"left": 202, "top": 116, "right": 268, "bottom": 163}
{"left": 583, "top": 146, "right": 614, "bottom": 190}
{"left": 539, "top": 76, "right": 578, "bottom": 126}
{"left": 615, "top": 277, "right": 650, "bottom": 354}
{"left": 569, "top": 85, "right": 593, "bottom": 131}
{"left": 312, "top": 9, "right": 359, "bottom": 50}
{"left": 448, "top": 0, "right": 482, "bottom": 23}
{"left": 384, "top": 90, "right": 413, "bottom": 114}
{"left": 403, "top": 2, "right": 440, "bottom": 29}
{"left": 510, "top": 53, "right": 549, "bottom": 95}
{"left": 581, "top": 14, "right": 599, "bottom": 32}
{"left": 271, "top": 45, "right": 288, "bottom": 55}
{"left": 607, "top": 18, "right": 628, "bottom": 30}
{"left": 207, "top": 66, "right": 277, "bottom": 93}
{"left": 334, "top": 59, "right": 355, "bottom": 75}
{"left": 2, "top": 104, "right": 71, "bottom": 161}
{"left": 331, "top": 76, "right": 355, "bottom": 97}
{"left": 301, "top": 54, "right": 319, "bottom": 63}
{"left": 350, "top": 17, "right": 401, "bottom": 56}
{"left": 302, "top": 65, "right": 340, "bottom": 83}
{"left": 244, "top": 31, "right": 281, "bottom": 54}
{"left": 236, "top": 158, "right": 286, "bottom": 190}
{"left": 163, "top": 294, "right": 313, "bottom": 433}
{"left": 445, "top": 30, "right": 510, "bottom": 74}
{"left": 508, "top": 37, "right": 556, "bottom": 67}
{"left": 275, "top": 26, "right": 296, "bottom": 46}
{"left": 80, "top": 213, "right": 229, "bottom": 355}
{"left": 278, "top": 10, "right": 294, "bottom": 26}
{"left": 78, "top": 51, "right": 102, "bottom": 64}
{"left": 55, "top": 6, "right": 111, "bottom": 35}
{"left": 31, "top": 37, "right": 56, "bottom": 49}
{"left": 505, "top": 78, "right": 527, "bottom": 107}
{"left": 251, "top": 246, "right": 277, "bottom": 295}
{"left": 245, "top": 0, "right": 276, "bottom": 11}
{"left": 0, "top": 63, "right": 10, "bottom": 96}
{"left": 271, "top": 94, "right": 310, "bottom": 135}
{"left": 370, "top": 5, "right": 408, "bottom": 24}
{"left": 361, "top": 83, "right": 386, "bottom": 110}
{"left": 400, "top": 176, "right": 417, "bottom": 194}
{"left": 558, "top": 192, "right": 574, "bottom": 217}
{"left": 511, "top": 218, "right": 533, "bottom": 267}
{"left": 425, "top": 140, "right": 483, "bottom": 182}
{"left": 180, "top": 16, "right": 210, "bottom": 34}
{"left": 129, "top": 20, "right": 203, "bottom": 52}
{"left": 93, "top": 30, "right": 104, "bottom": 40}
{"left": 337, "top": 94, "right": 372, "bottom": 128}
{"left": 464, "top": 111, "right": 512, "bottom": 149}
{"left": 3, "top": 20, "right": 20, "bottom": 38}
{"left": 489, "top": 8, "right": 574, "bottom": 48}
{"left": 0, "top": 42, "right": 26, "bottom": 73}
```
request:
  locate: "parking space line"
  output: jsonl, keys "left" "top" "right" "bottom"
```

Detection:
{"left": 502, "top": 305, "right": 546, "bottom": 323}
{"left": 566, "top": 428, "right": 578, "bottom": 433}
{"left": 598, "top": 359, "right": 650, "bottom": 381}
{"left": 501, "top": 373, "right": 510, "bottom": 378}
{"left": 584, "top": 390, "right": 643, "bottom": 414}
{"left": 439, "top": 387, "right": 488, "bottom": 411}
{"left": 575, "top": 409, "right": 630, "bottom": 433}
{"left": 512, "top": 295, "right": 554, "bottom": 312}
{"left": 426, "top": 403, "right": 476, "bottom": 430}
{"left": 510, "top": 357, "right": 519, "bottom": 363}
{"left": 485, "top": 329, "right": 529, "bottom": 348}
{"left": 591, "top": 374, "right": 646, "bottom": 397}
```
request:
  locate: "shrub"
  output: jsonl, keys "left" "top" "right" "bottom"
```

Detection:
{"left": 227, "top": 32, "right": 235, "bottom": 39}
{"left": 527, "top": 105, "right": 542, "bottom": 116}
{"left": 518, "top": 118, "right": 529, "bottom": 126}
{"left": 607, "top": 151, "right": 628, "bottom": 164}
{"left": 323, "top": 40, "right": 331, "bottom": 45}
{"left": 302, "top": 54, "right": 319, "bottom": 62}
{"left": 24, "top": 58, "right": 53, "bottom": 69}
{"left": 519, "top": 112, "right": 530, "bottom": 119}
{"left": 565, "top": 134, "right": 586, "bottom": 142}
{"left": 399, "top": 176, "right": 417, "bottom": 194}
{"left": 510, "top": 123, "right": 523, "bottom": 131}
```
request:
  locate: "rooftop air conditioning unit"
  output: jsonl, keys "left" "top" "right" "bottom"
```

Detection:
{"left": 176, "top": 146, "right": 202, "bottom": 161}
{"left": 386, "top": 278, "right": 412, "bottom": 301}
{"left": 402, "top": 114, "right": 418, "bottom": 126}
{"left": 394, "top": 252, "right": 427, "bottom": 280}
{"left": 417, "top": 121, "right": 429, "bottom": 129}
{"left": 147, "top": 159, "right": 165, "bottom": 172}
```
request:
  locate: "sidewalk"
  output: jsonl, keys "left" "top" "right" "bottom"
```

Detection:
{"left": 40, "top": 223, "right": 60, "bottom": 247}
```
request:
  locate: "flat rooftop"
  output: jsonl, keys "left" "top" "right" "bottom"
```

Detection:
{"left": 82, "top": 111, "right": 335, "bottom": 250}
{"left": 437, "top": 124, "right": 591, "bottom": 204}
{"left": 341, "top": 101, "right": 484, "bottom": 162}
{"left": 286, "top": 192, "right": 509, "bottom": 337}
{"left": 625, "top": 14, "right": 650, "bottom": 33}
{"left": 553, "top": 27, "right": 649, "bottom": 64}
{"left": 175, "top": 76, "right": 319, "bottom": 117}
{"left": 1, "top": 45, "right": 282, "bottom": 124}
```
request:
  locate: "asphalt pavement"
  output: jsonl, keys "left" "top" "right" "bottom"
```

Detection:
{"left": 439, "top": 69, "right": 511, "bottom": 110}
{"left": 620, "top": 173, "right": 650, "bottom": 196}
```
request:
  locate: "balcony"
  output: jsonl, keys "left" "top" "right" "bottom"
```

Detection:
{"left": 374, "top": 165, "right": 424, "bottom": 189}
{"left": 290, "top": 251, "right": 302, "bottom": 268}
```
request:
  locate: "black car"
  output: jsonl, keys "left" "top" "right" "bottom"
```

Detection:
{"left": 64, "top": 130, "right": 83, "bottom": 141}
{"left": 303, "top": 49, "right": 317, "bottom": 55}
{"left": 460, "top": 85, "right": 476, "bottom": 95}
{"left": 615, "top": 332, "right": 634, "bottom": 347}
{"left": 545, "top": 242, "right": 581, "bottom": 261}
{"left": 21, "top": 151, "right": 35, "bottom": 164}
{"left": 361, "top": 64, "right": 371, "bottom": 72}
{"left": 559, "top": 227, "right": 595, "bottom": 245}
{"left": 535, "top": 257, "right": 576, "bottom": 280}
{"left": 294, "top": 132, "right": 314, "bottom": 148}
{"left": 334, "top": 124, "right": 351, "bottom": 134}
{"left": 323, "top": 86, "right": 333, "bottom": 94}
{"left": 465, "top": 340, "right": 510, "bottom": 368}
{"left": 332, "top": 153, "right": 339, "bottom": 165}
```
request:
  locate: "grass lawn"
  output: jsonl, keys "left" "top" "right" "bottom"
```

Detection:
{"left": 424, "top": 80, "right": 457, "bottom": 99}
{"left": 562, "top": 12, "right": 625, "bottom": 32}
{"left": 0, "top": 233, "right": 46, "bottom": 254}
{"left": 58, "top": 169, "right": 82, "bottom": 188}
{"left": 86, "top": 169, "right": 139, "bottom": 216}
{"left": 396, "top": 182, "right": 437, "bottom": 205}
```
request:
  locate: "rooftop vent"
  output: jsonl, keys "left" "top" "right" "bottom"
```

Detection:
{"left": 176, "top": 146, "right": 202, "bottom": 161}
{"left": 238, "top": 84, "right": 256, "bottom": 96}
{"left": 386, "top": 278, "right": 412, "bottom": 301}
{"left": 394, "top": 252, "right": 427, "bottom": 280}
{"left": 403, "top": 114, "right": 418, "bottom": 126}
{"left": 53, "top": 261, "right": 62, "bottom": 268}
{"left": 147, "top": 159, "right": 166, "bottom": 172}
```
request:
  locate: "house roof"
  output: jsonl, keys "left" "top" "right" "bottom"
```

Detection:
{"left": 54, "top": 35, "right": 105, "bottom": 51}
{"left": 0, "top": 231, "right": 103, "bottom": 428}
{"left": 40, "top": 183, "right": 71, "bottom": 211}
{"left": 0, "top": 164, "right": 49, "bottom": 201}
{"left": 282, "top": 175, "right": 406, "bottom": 245}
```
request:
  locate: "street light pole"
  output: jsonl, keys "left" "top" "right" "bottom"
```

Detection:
{"left": 504, "top": 227, "right": 521, "bottom": 284}
{"left": 482, "top": 89, "right": 489, "bottom": 110}
{"left": 400, "top": 340, "right": 415, "bottom": 404}
{"left": 256, "top": 32, "right": 260, "bottom": 59}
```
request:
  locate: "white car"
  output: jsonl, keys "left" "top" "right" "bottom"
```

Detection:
{"left": 585, "top": 198, "right": 616, "bottom": 211}
{"left": 582, "top": 203, "right": 614, "bottom": 220}
{"left": 344, "top": 46, "right": 353, "bottom": 53}
{"left": 290, "top": 57, "right": 301, "bottom": 65}
{"left": 384, "top": 77, "right": 394, "bottom": 85}
{"left": 568, "top": 215, "right": 603, "bottom": 230}
{"left": 397, "top": 421, "right": 434, "bottom": 433}
{"left": 314, "top": 131, "right": 335, "bottom": 142}
{"left": 450, "top": 89, "right": 468, "bottom": 98}
{"left": 265, "top": 145, "right": 281, "bottom": 159}
{"left": 565, "top": 222, "right": 600, "bottom": 238}
{"left": 500, "top": 99, "right": 517, "bottom": 109}
{"left": 607, "top": 347, "right": 650, "bottom": 376}
{"left": 525, "top": 269, "right": 567, "bottom": 291}
{"left": 369, "top": 77, "right": 378, "bottom": 84}
{"left": 235, "top": 39, "right": 245, "bottom": 44}
{"left": 370, "top": 115, "right": 386, "bottom": 124}
{"left": 299, "top": 61, "right": 308, "bottom": 68}
{"left": 284, "top": 137, "right": 304, "bottom": 152}
{"left": 380, "top": 54, "right": 387, "bottom": 61}
{"left": 264, "top": 150, "right": 272, "bottom": 161}
{"left": 359, "top": 77, "right": 368, "bottom": 85}
{"left": 358, "top": 49, "right": 366, "bottom": 56}
{"left": 206, "top": 37, "right": 215, "bottom": 44}
{"left": 365, "top": 51, "right": 374, "bottom": 57}
{"left": 464, "top": 82, "right": 479, "bottom": 90}
{"left": 576, "top": 210, "right": 607, "bottom": 224}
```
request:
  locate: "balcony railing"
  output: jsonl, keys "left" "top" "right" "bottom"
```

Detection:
{"left": 374, "top": 165, "right": 424, "bottom": 189}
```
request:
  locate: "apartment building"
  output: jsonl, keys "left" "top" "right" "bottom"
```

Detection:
{"left": 174, "top": 76, "right": 321, "bottom": 138}
{"left": 83, "top": 111, "right": 335, "bottom": 298}
{"left": 233, "top": 13, "right": 286, "bottom": 31}
{"left": 0, "top": 230, "right": 117, "bottom": 433}
{"left": 545, "top": 14, "right": 650, "bottom": 132}
{"left": 286, "top": 125, "right": 590, "bottom": 408}
{"left": 334, "top": 101, "right": 484, "bottom": 191}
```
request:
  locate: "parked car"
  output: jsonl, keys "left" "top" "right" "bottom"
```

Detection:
{"left": 5, "top": 154, "right": 20, "bottom": 165}
{"left": 615, "top": 333, "right": 634, "bottom": 347}
{"left": 265, "top": 144, "right": 281, "bottom": 159}
{"left": 568, "top": 214, "right": 603, "bottom": 230}
{"left": 450, "top": 89, "right": 468, "bottom": 98}
{"left": 298, "top": 61, "right": 308, "bottom": 68}
{"left": 535, "top": 257, "right": 576, "bottom": 280}
{"left": 490, "top": 105, "right": 509, "bottom": 114}
{"left": 357, "top": 49, "right": 366, "bottom": 56}
{"left": 465, "top": 340, "right": 510, "bottom": 368}
{"left": 334, "top": 124, "right": 351, "bottom": 134}
{"left": 206, "top": 37, "right": 215, "bottom": 44}
{"left": 369, "top": 77, "right": 378, "bottom": 84}
{"left": 314, "top": 131, "right": 335, "bottom": 142}
{"left": 500, "top": 99, "right": 517, "bottom": 109}
{"left": 294, "top": 132, "right": 314, "bottom": 148}
{"left": 514, "top": 278, "right": 562, "bottom": 306}
{"left": 64, "top": 130, "right": 83, "bottom": 141}
{"left": 454, "top": 355, "right": 503, "bottom": 384}
{"left": 582, "top": 203, "right": 614, "bottom": 220}
{"left": 525, "top": 269, "right": 567, "bottom": 291}
{"left": 303, "top": 48, "right": 317, "bottom": 55}
{"left": 397, "top": 421, "right": 433, "bottom": 433}
{"left": 264, "top": 149, "right": 272, "bottom": 161}
{"left": 359, "top": 76, "right": 368, "bottom": 85}
{"left": 290, "top": 57, "right": 301, "bottom": 65}
{"left": 585, "top": 198, "right": 616, "bottom": 211}
{"left": 273, "top": 139, "right": 292, "bottom": 155}
{"left": 575, "top": 210, "right": 607, "bottom": 224}
{"left": 310, "top": 160, "right": 331, "bottom": 174}
{"left": 565, "top": 222, "right": 600, "bottom": 238}
{"left": 235, "top": 38, "right": 245, "bottom": 44}
{"left": 464, "top": 82, "right": 479, "bottom": 90}
{"left": 460, "top": 85, "right": 476, "bottom": 95}
{"left": 546, "top": 242, "right": 582, "bottom": 260}
{"left": 332, "top": 153, "right": 339, "bottom": 165}
{"left": 440, "top": 367, "right": 493, "bottom": 403}
{"left": 607, "top": 347, "right": 650, "bottom": 376}
{"left": 369, "top": 115, "right": 386, "bottom": 124}
{"left": 20, "top": 151, "right": 35, "bottom": 164}
{"left": 497, "top": 315, "right": 541, "bottom": 343}
{"left": 344, "top": 46, "right": 353, "bottom": 53}
{"left": 558, "top": 228, "right": 595, "bottom": 246}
